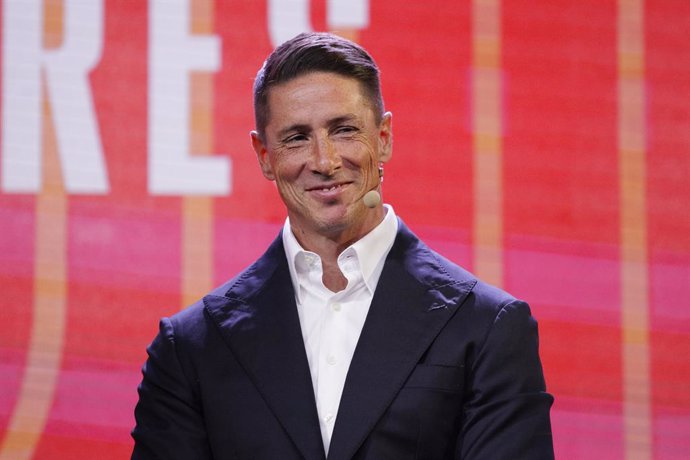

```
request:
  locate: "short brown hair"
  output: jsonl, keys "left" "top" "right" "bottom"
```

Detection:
{"left": 253, "top": 32, "right": 384, "bottom": 140}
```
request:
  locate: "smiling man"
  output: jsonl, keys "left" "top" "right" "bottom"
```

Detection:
{"left": 252, "top": 70, "right": 392, "bottom": 292}
{"left": 132, "top": 32, "right": 554, "bottom": 460}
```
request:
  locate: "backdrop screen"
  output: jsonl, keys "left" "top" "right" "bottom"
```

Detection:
{"left": 1, "top": 1, "right": 689, "bottom": 459}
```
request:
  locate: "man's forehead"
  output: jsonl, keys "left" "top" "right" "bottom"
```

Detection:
{"left": 264, "top": 72, "right": 376, "bottom": 126}
{"left": 268, "top": 71, "right": 366, "bottom": 101}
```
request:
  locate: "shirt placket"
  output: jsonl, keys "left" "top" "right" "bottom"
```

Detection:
{"left": 316, "top": 254, "right": 363, "bottom": 449}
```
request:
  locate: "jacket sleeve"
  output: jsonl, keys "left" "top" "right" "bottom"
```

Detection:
{"left": 457, "top": 300, "right": 554, "bottom": 459}
{"left": 131, "top": 317, "right": 212, "bottom": 460}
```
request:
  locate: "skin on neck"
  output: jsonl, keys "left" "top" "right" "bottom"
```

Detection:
{"left": 290, "top": 200, "right": 386, "bottom": 292}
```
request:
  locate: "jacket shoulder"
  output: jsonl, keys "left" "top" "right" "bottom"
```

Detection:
{"left": 395, "top": 219, "right": 520, "bottom": 316}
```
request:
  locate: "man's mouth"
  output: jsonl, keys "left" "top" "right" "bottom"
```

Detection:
{"left": 307, "top": 182, "right": 351, "bottom": 200}
{"left": 317, "top": 184, "right": 344, "bottom": 192}
{"left": 307, "top": 182, "right": 349, "bottom": 192}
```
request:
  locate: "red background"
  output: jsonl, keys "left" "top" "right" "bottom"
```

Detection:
{"left": 1, "top": 1, "right": 689, "bottom": 458}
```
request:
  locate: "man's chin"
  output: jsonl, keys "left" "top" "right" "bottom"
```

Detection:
{"left": 307, "top": 206, "right": 354, "bottom": 231}
{"left": 291, "top": 201, "right": 372, "bottom": 235}
{"left": 314, "top": 205, "right": 379, "bottom": 237}
{"left": 313, "top": 214, "right": 350, "bottom": 235}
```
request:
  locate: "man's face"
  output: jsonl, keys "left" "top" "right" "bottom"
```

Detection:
{"left": 251, "top": 71, "right": 392, "bottom": 243}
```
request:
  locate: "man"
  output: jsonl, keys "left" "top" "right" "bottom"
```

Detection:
{"left": 132, "top": 32, "right": 554, "bottom": 459}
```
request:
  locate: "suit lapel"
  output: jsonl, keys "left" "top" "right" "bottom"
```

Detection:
{"left": 204, "top": 236, "right": 326, "bottom": 460}
{"left": 327, "top": 223, "right": 476, "bottom": 460}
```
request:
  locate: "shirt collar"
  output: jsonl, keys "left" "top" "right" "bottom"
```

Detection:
{"left": 283, "top": 204, "right": 398, "bottom": 302}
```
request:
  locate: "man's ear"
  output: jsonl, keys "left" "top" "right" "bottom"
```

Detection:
{"left": 250, "top": 130, "right": 275, "bottom": 181}
{"left": 377, "top": 112, "right": 393, "bottom": 164}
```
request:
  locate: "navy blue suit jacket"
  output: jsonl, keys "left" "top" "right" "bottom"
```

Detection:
{"left": 132, "top": 220, "right": 554, "bottom": 459}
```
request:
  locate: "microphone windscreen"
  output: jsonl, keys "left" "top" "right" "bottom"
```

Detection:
{"left": 363, "top": 190, "right": 381, "bottom": 208}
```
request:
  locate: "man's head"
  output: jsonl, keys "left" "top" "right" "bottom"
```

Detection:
{"left": 249, "top": 33, "right": 393, "bottom": 246}
{"left": 253, "top": 32, "right": 384, "bottom": 142}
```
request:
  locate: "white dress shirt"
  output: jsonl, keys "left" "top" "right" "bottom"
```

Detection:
{"left": 282, "top": 205, "right": 398, "bottom": 455}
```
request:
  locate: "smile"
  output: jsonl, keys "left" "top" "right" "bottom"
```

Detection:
{"left": 307, "top": 182, "right": 350, "bottom": 192}
{"left": 319, "top": 184, "right": 344, "bottom": 192}
{"left": 307, "top": 182, "right": 351, "bottom": 200}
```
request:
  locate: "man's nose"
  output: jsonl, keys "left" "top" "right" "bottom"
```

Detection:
{"left": 311, "top": 137, "right": 340, "bottom": 175}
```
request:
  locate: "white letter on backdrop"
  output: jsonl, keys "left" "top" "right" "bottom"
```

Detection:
{"left": 268, "top": 0, "right": 369, "bottom": 47}
{"left": 2, "top": 0, "right": 108, "bottom": 193}
{"left": 268, "top": 0, "right": 312, "bottom": 46}
{"left": 148, "top": 0, "right": 230, "bottom": 195}
{"left": 327, "top": 0, "right": 369, "bottom": 30}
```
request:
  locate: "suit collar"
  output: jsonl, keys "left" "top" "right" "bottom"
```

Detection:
{"left": 327, "top": 220, "right": 477, "bottom": 460}
{"left": 203, "top": 221, "right": 477, "bottom": 460}
{"left": 204, "top": 235, "right": 326, "bottom": 460}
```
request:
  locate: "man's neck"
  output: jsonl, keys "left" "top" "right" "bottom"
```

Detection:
{"left": 290, "top": 210, "right": 385, "bottom": 292}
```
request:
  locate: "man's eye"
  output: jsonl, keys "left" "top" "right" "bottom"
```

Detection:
{"left": 334, "top": 126, "right": 358, "bottom": 135}
{"left": 284, "top": 134, "right": 308, "bottom": 144}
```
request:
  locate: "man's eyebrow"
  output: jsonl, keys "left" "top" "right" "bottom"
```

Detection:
{"left": 328, "top": 114, "right": 359, "bottom": 126}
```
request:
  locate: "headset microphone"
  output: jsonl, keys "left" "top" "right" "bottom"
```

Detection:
{"left": 363, "top": 190, "right": 381, "bottom": 208}
{"left": 362, "top": 163, "right": 384, "bottom": 208}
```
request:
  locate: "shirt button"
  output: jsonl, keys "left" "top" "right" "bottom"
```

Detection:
{"left": 331, "top": 302, "right": 342, "bottom": 312}
{"left": 327, "top": 355, "right": 337, "bottom": 365}
{"left": 323, "top": 413, "right": 334, "bottom": 423}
